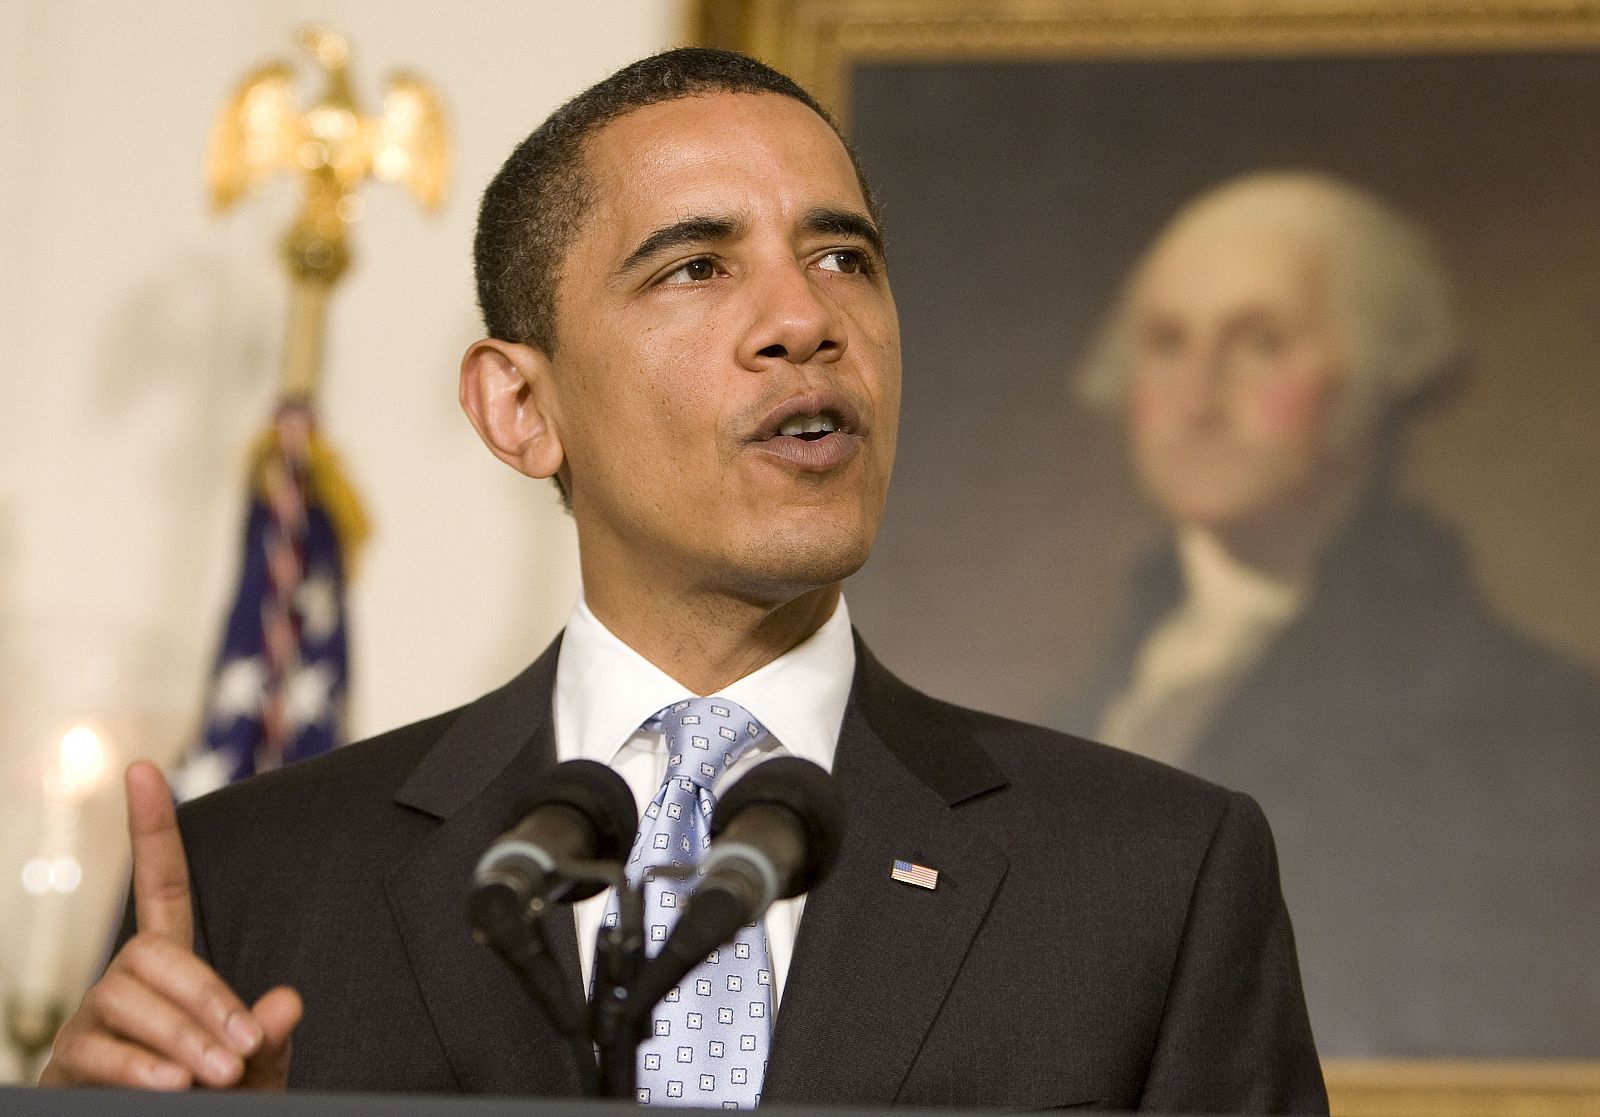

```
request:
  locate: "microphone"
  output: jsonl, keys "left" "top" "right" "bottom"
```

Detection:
{"left": 467, "top": 759, "right": 637, "bottom": 1049}
{"left": 469, "top": 758, "right": 638, "bottom": 920}
{"left": 630, "top": 756, "right": 846, "bottom": 1011}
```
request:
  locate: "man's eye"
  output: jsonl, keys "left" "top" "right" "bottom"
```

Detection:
{"left": 817, "top": 249, "right": 867, "bottom": 274}
{"left": 661, "top": 258, "right": 718, "bottom": 284}
{"left": 1141, "top": 323, "right": 1185, "bottom": 361}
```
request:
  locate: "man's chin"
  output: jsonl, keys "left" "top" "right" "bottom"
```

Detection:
{"left": 722, "top": 529, "right": 875, "bottom": 606}
{"left": 1148, "top": 465, "right": 1291, "bottom": 529}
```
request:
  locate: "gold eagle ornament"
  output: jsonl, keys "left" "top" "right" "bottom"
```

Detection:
{"left": 204, "top": 26, "right": 450, "bottom": 397}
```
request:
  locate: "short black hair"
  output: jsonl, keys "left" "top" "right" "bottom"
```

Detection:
{"left": 473, "top": 46, "right": 881, "bottom": 353}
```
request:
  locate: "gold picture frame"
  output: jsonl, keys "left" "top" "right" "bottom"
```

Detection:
{"left": 692, "top": 0, "right": 1600, "bottom": 118}
{"left": 690, "top": 2, "right": 1600, "bottom": 1114}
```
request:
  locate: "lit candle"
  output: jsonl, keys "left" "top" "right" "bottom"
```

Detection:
{"left": 13, "top": 724, "right": 110, "bottom": 1011}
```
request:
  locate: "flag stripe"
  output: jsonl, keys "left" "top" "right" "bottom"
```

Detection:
{"left": 890, "top": 860, "right": 939, "bottom": 890}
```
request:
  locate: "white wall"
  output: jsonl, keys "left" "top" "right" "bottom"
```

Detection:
{"left": 0, "top": 0, "right": 680, "bottom": 1078}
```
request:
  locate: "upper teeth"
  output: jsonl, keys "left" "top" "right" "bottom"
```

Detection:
{"left": 779, "top": 414, "right": 837, "bottom": 437}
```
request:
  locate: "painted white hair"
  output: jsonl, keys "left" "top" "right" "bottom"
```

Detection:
{"left": 1076, "top": 170, "right": 1466, "bottom": 441}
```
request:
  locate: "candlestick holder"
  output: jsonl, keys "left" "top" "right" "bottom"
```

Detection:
{"left": 4, "top": 992, "right": 64, "bottom": 1079}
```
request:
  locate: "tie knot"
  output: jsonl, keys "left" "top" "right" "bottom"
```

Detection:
{"left": 649, "top": 696, "right": 769, "bottom": 790}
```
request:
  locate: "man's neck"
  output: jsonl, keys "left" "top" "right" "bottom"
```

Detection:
{"left": 582, "top": 580, "right": 843, "bottom": 696}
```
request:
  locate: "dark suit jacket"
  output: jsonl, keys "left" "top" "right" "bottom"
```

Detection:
{"left": 171, "top": 635, "right": 1326, "bottom": 1112}
{"left": 1062, "top": 493, "right": 1600, "bottom": 1057}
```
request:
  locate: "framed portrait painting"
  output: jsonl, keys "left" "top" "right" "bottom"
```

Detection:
{"left": 693, "top": 1, "right": 1600, "bottom": 1112}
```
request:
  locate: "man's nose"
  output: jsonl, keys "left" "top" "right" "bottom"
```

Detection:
{"left": 738, "top": 262, "right": 844, "bottom": 369}
{"left": 1164, "top": 345, "right": 1229, "bottom": 422}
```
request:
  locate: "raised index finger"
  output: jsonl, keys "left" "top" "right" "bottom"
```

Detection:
{"left": 125, "top": 761, "right": 193, "bottom": 945}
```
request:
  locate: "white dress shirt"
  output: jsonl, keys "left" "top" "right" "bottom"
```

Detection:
{"left": 553, "top": 592, "right": 854, "bottom": 1011}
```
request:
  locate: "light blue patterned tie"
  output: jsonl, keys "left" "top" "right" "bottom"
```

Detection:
{"left": 604, "top": 697, "right": 773, "bottom": 1108}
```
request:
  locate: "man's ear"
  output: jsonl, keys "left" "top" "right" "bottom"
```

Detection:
{"left": 459, "top": 339, "right": 565, "bottom": 480}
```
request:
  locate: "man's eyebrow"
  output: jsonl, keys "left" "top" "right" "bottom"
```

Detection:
{"left": 618, "top": 216, "right": 742, "bottom": 277}
{"left": 801, "top": 207, "right": 885, "bottom": 259}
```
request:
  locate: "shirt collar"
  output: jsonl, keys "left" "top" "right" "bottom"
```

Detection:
{"left": 1177, "top": 526, "right": 1307, "bottom": 628}
{"left": 554, "top": 592, "right": 855, "bottom": 771}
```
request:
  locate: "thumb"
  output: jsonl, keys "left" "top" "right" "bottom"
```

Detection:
{"left": 239, "top": 986, "right": 302, "bottom": 1091}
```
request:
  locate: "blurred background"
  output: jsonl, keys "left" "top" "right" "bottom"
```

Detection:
{"left": 3, "top": 0, "right": 1596, "bottom": 1087}
{"left": 0, "top": 0, "right": 681, "bottom": 1079}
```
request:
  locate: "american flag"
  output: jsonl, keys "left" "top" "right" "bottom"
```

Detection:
{"left": 174, "top": 400, "right": 366, "bottom": 801}
{"left": 890, "top": 859, "right": 939, "bottom": 891}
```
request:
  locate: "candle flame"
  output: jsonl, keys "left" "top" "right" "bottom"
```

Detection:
{"left": 21, "top": 858, "right": 52, "bottom": 896}
{"left": 46, "top": 723, "right": 111, "bottom": 802}
{"left": 23, "top": 855, "right": 84, "bottom": 894}
{"left": 50, "top": 856, "right": 83, "bottom": 894}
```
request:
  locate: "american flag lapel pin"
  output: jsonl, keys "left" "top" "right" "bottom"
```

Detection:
{"left": 890, "top": 859, "right": 939, "bottom": 890}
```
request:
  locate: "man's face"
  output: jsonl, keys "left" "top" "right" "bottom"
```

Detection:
{"left": 1126, "top": 226, "right": 1348, "bottom": 535}
{"left": 542, "top": 92, "right": 900, "bottom": 604}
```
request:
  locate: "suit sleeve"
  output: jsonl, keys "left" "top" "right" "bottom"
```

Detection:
{"left": 1138, "top": 790, "right": 1328, "bottom": 1114}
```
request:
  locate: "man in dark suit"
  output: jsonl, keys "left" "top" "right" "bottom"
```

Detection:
{"left": 42, "top": 49, "right": 1326, "bottom": 1111}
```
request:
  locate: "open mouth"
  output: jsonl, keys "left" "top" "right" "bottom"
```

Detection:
{"left": 777, "top": 413, "right": 841, "bottom": 441}
{"left": 752, "top": 390, "right": 861, "bottom": 443}
{"left": 749, "top": 393, "right": 863, "bottom": 472}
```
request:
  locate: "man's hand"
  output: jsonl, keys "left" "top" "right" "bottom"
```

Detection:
{"left": 39, "top": 761, "right": 303, "bottom": 1090}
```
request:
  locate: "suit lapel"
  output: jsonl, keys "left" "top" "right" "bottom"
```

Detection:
{"left": 381, "top": 638, "right": 588, "bottom": 1095}
{"left": 765, "top": 642, "right": 1010, "bottom": 1105}
{"left": 375, "top": 632, "right": 1008, "bottom": 1101}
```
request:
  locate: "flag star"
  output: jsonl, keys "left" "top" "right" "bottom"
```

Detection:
{"left": 211, "top": 656, "right": 267, "bottom": 720}
{"left": 171, "top": 749, "right": 233, "bottom": 803}
{"left": 287, "top": 662, "right": 337, "bottom": 726}
{"left": 295, "top": 571, "right": 341, "bottom": 642}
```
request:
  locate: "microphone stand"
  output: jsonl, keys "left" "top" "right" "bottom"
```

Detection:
{"left": 590, "top": 878, "right": 645, "bottom": 1099}
{"left": 468, "top": 885, "right": 584, "bottom": 1040}
{"left": 470, "top": 858, "right": 699, "bottom": 1099}
{"left": 469, "top": 856, "right": 634, "bottom": 1099}
{"left": 590, "top": 863, "right": 701, "bottom": 1099}
{"left": 474, "top": 860, "right": 747, "bottom": 1100}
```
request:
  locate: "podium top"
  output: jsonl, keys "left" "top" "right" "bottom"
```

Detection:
{"left": 0, "top": 1087, "right": 1157, "bottom": 1116}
